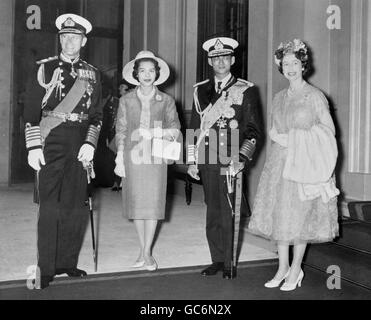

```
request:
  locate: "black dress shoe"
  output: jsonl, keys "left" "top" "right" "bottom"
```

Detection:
{"left": 200, "top": 262, "right": 224, "bottom": 276}
{"left": 55, "top": 268, "right": 87, "bottom": 277}
{"left": 32, "top": 275, "right": 53, "bottom": 289}
{"left": 111, "top": 183, "right": 122, "bottom": 192}
{"left": 222, "top": 267, "right": 237, "bottom": 279}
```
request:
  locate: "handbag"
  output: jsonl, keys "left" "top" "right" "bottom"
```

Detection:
{"left": 152, "top": 137, "right": 181, "bottom": 160}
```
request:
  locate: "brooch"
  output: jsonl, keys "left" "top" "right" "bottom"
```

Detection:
{"left": 229, "top": 119, "right": 238, "bottom": 129}
{"left": 155, "top": 94, "right": 162, "bottom": 101}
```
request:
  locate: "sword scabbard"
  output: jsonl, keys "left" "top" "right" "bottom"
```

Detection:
{"left": 232, "top": 171, "right": 243, "bottom": 268}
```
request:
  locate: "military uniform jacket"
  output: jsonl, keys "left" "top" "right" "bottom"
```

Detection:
{"left": 24, "top": 55, "right": 102, "bottom": 150}
{"left": 189, "top": 76, "right": 262, "bottom": 168}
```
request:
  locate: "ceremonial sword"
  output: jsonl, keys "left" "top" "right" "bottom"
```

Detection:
{"left": 84, "top": 161, "right": 98, "bottom": 272}
{"left": 226, "top": 163, "right": 244, "bottom": 278}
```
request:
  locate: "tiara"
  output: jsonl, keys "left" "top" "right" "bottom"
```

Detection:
{"left": 274, "top": 39, "right": 308, "bottom": 66}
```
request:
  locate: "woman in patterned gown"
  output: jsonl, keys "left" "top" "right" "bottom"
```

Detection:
{"left": 248, "top": 39, "right": 340, "bottom": 291}
{"left": 114, "top": 51, "right": 180, "bottom": 271}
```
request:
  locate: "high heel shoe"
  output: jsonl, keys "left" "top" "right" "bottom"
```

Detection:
{"left": 280, "top": 269, "right": 304, "bottom": 291}
{"left": 264, "top": 268, "right": 290, "bottom": 288}
{"left": 144, "top": 256, "right": 158, "bottom": 271}
{"left": 131, "top": 259, "right": 145, "bottom": 268}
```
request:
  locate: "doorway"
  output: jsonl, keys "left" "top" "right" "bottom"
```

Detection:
{"left": 197, "top": 0, "right": 249, "bottom": 81}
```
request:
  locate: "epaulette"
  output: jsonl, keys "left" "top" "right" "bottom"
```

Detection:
{"left": 193, "top": 79, "right": 210, "bottom": 88}
{"left": 80, "top": 59, "right": 98, "bottom": 70}
{"left": 36, "top": 56, "right": 58, "bottom": 65}
{"left": 237, "top": 78, "right": 254, "bottom": 87}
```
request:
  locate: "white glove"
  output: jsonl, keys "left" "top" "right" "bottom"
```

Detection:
{"left": 187, "top": 164, "right": 200, "bottom": 180}
{"left": 77, "top": 143, "right": 95, "bottom": 163}
{"left": 27, "top": 149, "right": 45, "bottom": 171}
{"left": 114, "top": 151, "right": 126, "bottom": 177}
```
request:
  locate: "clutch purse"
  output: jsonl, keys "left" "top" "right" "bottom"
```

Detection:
{"left": 152, "top": 137, "right": 181, "bottom": 160}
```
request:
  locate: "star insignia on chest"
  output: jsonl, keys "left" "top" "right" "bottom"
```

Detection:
{"left": 216, "top": 118, "right": 227, "bottom": 129}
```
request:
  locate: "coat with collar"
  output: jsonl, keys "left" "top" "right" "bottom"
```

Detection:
{"left": 115, "top": 86, "right": 181, "bottom": 220}
{"left": 115, "top": 86, "right": 181, "bottom": 152}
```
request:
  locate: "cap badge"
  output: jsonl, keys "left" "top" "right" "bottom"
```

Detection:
{"left": 214, "top": 39, "right": 224, "bottom": 51}
{"left": 64, "top": 17, "right": 75, "bottom": 27}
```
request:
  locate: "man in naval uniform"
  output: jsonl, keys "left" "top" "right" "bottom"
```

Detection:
{"left": 187, "top": 37, "right": 263, "bottom": 279}
{"left": 23, "top": 14, "right": 102, "bottom": 289}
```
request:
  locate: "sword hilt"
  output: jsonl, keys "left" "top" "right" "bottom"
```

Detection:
{"left": 83, "top": 161, "right": 95, "bottom": 183}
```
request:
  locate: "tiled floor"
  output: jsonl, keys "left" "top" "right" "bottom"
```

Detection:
{"left": 0, "top": 182, "right": 277, "bottom": 282}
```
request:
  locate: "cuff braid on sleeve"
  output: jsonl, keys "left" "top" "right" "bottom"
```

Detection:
{"left": 239, "top": 138, "right": 256, "bottom": 161}
{"left": 187, "top": 144, "right": 196, "bottom": 164}
{"left": 85, "top": 123, "right": 102, "bottom": 149}
{"left": 25, "top": 123, "right": 42, "bottom": 151}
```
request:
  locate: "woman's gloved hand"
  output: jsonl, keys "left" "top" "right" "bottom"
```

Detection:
{"left": 114, "top": 150, "right": 126, "bottom": 177}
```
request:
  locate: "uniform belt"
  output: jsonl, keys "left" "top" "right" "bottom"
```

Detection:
{"left": 42, "top": 111, "right": 89, "bottom": 122}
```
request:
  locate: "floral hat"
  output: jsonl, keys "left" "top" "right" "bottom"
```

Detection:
{"left": 274, "top": 39, "right": 308, "bottom": 66}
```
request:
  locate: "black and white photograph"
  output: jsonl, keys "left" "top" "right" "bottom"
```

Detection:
{"left": 0, "top": 0, "right": 370, "bottom": 306}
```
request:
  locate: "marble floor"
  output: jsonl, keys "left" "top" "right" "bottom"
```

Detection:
{"left": 0, "top": 182, "right": 277, "bottom": 283}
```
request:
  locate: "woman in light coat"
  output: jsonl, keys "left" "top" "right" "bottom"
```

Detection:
{"left": 115, "top": 51, "right": 181, "bottom": 271}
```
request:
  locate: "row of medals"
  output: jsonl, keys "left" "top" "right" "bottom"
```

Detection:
{"left": 70, "top": 64, "right": 94, "bottom": 108}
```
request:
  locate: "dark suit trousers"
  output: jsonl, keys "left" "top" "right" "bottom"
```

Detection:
{"left": 37, "top": 123, "right": 89, "bottom": 277}
{"left": 199, "top": 166, "right": 233, "bottom": 267}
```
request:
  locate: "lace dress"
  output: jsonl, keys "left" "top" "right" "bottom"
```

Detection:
{"left": 248, "top": 82, "right": 339, "bottom": 244}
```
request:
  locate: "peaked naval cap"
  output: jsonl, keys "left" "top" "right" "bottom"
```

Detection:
{"left": 202, "top": 37, "right": 239, "bottom": 57}
{"left": 56, "top": 13, "right": 92, "bottom": 35}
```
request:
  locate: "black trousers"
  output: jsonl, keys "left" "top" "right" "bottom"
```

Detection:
{"left": 37, "top": 123, "right": 89, "bottom": 277}
{"left": 199, "top": 166, "right": 233, "bottom": 267}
